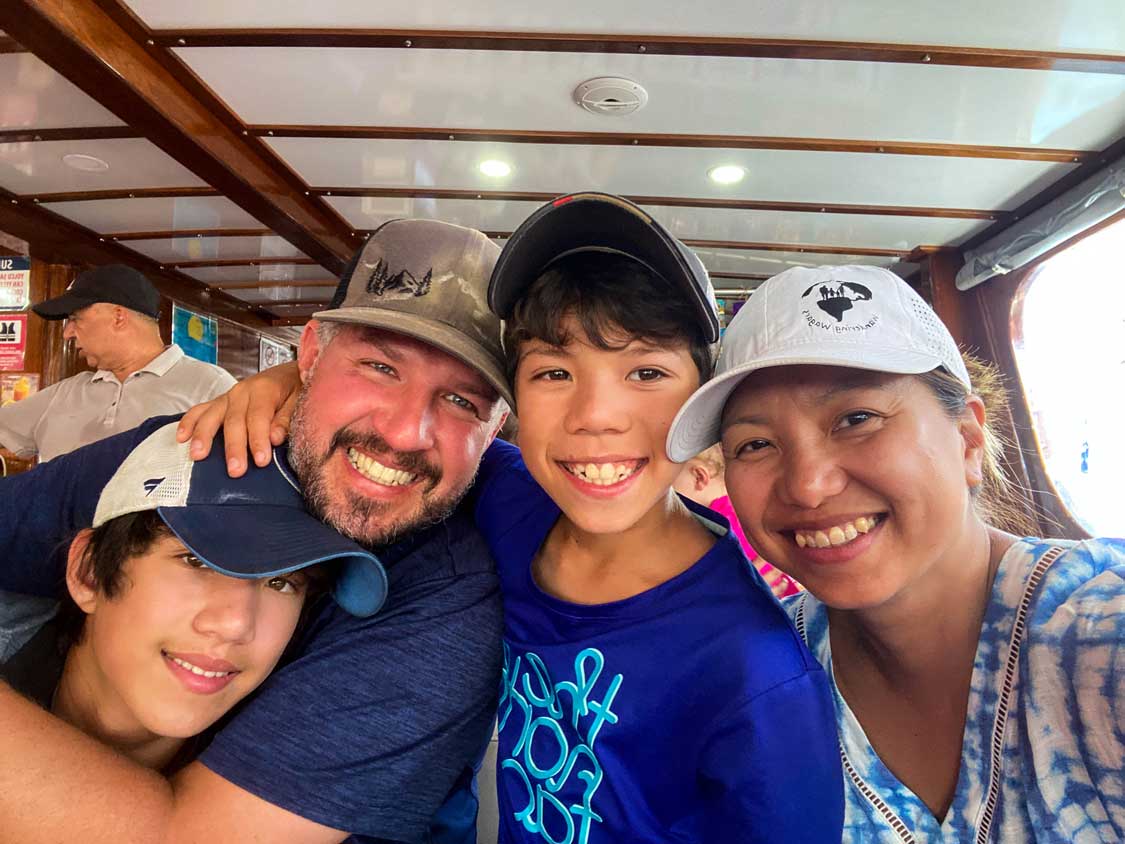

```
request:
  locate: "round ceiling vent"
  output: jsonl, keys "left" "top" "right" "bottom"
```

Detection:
{"left": 573, "top": 77, "right": 649, "bottom": 117}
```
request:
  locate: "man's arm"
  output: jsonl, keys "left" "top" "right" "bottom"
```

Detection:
{"left": 0, "top": 416, "right": 175, "bottom": 596}
{"left": 0, "top": 683, "right": 346, "bottom": 844}
{"left": 0, "top": 381, "right": 59, "bottom": 457}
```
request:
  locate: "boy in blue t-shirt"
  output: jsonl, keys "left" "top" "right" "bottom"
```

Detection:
{"left": 475, "top": 193, "right": 843, "bottom": 843}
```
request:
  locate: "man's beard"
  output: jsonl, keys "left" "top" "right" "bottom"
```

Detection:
{"left": 288, "top": 388, "right": 473, "bottom": 548}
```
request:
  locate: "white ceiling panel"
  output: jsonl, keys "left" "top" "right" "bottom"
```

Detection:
{"left": 0, "top": 138, "right": 206, "bottom": 195}
{"left": 180, "top": 48, "right": 1125, "bottom": 151}
{"left": 691, "top": 248, "right": 898, "bottom": 276}
{"left": 228, "top": 286, "right": 338, "bottom": 303}
{"left": 0, "top": 54, "right": 125, "bottom": 130}
{"left": 271, "top": 137, "right": 1071, "bottom": 211}
{"left": 42, "top": 196, "right": 263, "bottom": 234}
{"left": 133, "top": 0, "right": 1125, "bottom": 54}
{"left": 181, "top": 265, "right": 335, "bottom": 283}
{"left": 326, "top": 196, "right": 990, "bottom": 249}
{"left": 124, "top": 235, "right": 306, "bottom": 263}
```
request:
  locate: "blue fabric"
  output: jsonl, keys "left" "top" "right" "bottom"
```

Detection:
{"left": 790, "top": 537, "right": 1125, "bottom": 843}
{"left": 473, "top": 440, "right": 844, "bottom": 844}
{"left": 0, "top": 421, "right": 503, "bottom": 844}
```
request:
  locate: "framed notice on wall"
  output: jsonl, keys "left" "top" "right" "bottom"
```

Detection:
{"left": 259, "top": 336, "right": 295, "bottom": 372}
{"left": 0, "top": 314, "right": 27, "bottom": 370}
{"left": 0, "top": 257, "right": 30, "bottom": 310}
{"left": 172, "top": 304, "right": 219, "bottom": 364}
{"left": 1, "top": 373, "right": 39, "bottom": 406}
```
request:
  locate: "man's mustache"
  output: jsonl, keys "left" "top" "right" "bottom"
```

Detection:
{"left": 328, "top": 428, "right": 442, "bottom": 490}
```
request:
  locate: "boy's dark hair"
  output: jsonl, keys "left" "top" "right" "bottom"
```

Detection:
{"left": 501, "top": 252, "right": 715, "bottom": 386}
{"left": 56, "top": 511, "right": 332, "bottom": 651}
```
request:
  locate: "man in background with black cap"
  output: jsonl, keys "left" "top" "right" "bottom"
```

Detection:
{"left": 0, "top": 264, "right": 234, "bottom": 462}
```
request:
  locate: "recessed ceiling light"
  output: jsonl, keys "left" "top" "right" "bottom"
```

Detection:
{"left": 479, "top": 159, "right": 512, "bottom": 178}
{"left": 708, "top": 164, "right": 745, "bottom": 185}
{"left": 62, "top": 153, "right": 110, "bottom": 173}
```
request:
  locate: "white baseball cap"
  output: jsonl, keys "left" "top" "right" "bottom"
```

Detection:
{"left": 666, "top": 265, "right": 971, "bottom": 462}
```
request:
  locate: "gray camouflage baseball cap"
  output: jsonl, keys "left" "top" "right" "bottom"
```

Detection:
{"left": 315, "top": 219, "right": 512, "bottom": 406}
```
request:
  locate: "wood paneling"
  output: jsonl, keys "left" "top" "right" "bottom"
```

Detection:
{"left": 259, "top": 126, "right": 1093, "bottom": 164}
{"left": 152, "top": 29, "right": 1125, "bottom": 75}
{"left": 3, "top": 0, "right": 355, "bottom": 272}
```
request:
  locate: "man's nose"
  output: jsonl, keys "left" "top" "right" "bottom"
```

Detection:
{"left": 374, "top": 389, "right": 437, "bottom": 454}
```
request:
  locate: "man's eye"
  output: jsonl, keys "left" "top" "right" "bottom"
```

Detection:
{"left": 444, "top": 393, "right": 478, "bottom": 415}
{"left": 627, "top": 367, "right": 666, "bottom": 382}
{"left": 363, "top": 361, "right": 396, "bottom": 377}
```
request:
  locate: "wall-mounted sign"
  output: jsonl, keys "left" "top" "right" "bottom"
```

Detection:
{"left": 0, "top": 314, "right": 28, "bottom": 370}
{"left": 0, "top": 257, "right": 31, "bottom": 311}
{"left": 259, "top": 336, "right": 295, "bottom": 372}
{"left": 1, "top": 372, "right": 39, "bottom": 406}
{"left": 171, "top": 304, "right": 219, "bottom": 365}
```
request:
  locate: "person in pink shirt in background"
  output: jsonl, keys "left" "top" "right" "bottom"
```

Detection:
{"left": 675, "top": 445, "right": 803, "bottom": 598}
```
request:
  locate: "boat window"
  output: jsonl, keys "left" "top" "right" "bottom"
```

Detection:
{"left": 1011, "top": 216, "right": 1125, "bottom": 536}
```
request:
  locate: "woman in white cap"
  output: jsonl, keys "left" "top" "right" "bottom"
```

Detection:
{"left": 667, "top": 265, "right": 1125, "bottom": 843}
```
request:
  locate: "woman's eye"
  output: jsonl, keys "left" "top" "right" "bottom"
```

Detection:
{"left": 733, "top": 439, "right": 772, "bottom": 457}
{"left": 627, "top": 367, "right": 666, "bottom": 382}
{"left": 836, "top": 411, "right": 875, "bottom": 430}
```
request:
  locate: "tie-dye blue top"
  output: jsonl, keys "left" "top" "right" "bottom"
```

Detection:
{"left": 787, "top": 537, "right": 1125, "bottom": 844}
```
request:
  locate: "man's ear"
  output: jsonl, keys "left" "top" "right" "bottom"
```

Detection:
{"left": 65, "top": 529, "right": 99, "bottom": 615}
{"left": 487, "top": 406, "right": 511, "bottom": 447}
{"left": 960, "top": 394, "right": 987, "bottom": 488}
{"left": 296, "top": 320, "right": 322, "bottom": 385}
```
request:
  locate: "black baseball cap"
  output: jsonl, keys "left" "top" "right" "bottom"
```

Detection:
{"left": 33, "top": 264, "right": 161, "bottom": 320}
{"left": 488, "top": 192, "right": 720, "bottom": 343}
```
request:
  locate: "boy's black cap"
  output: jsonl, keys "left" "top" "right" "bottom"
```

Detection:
{"left": 32, "top": 264, "right": 162, "bottom": 320}
{"left": 488, "top": 192, "right": 720, "bottom": 343}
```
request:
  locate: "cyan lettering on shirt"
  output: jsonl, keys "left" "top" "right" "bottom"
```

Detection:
{"left": 498, "top": 643, "right": 623, "bottom": 844}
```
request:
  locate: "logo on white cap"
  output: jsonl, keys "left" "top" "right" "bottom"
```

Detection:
{"left": 799, "top": 279, "right": 879, "bottom": 333}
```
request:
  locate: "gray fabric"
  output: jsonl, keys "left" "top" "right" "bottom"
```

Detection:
{"left": 957, "top": 155, "right": 1125, "bottom": 291}
{"left": 0, "top": 591, "right": 58, "bottom": 663}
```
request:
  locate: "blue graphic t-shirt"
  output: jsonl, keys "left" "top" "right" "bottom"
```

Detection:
{"left": 474, "top": 441, "right": 843, "bottom": 844}
{"left": 788, "top": 537, "right": 1125, "bottom": 843}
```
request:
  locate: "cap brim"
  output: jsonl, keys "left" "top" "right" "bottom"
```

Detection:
{"left": 313, "top": 306, "right": 513, "bottom": 407}
{"left": 32, "top": 293, "right": 96, "bottom": 320}
{"left": 489, "top": 194, "right": 719, "bottom": 342}
{"left": 158, "top": 503, "right": 388, "bottom": 617}
{"left": 666, "top": 346, "right": 946, "bottom": 462}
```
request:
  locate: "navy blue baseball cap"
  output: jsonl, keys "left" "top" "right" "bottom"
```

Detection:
{"left": 488, "top": 192, "right": 721, "bottom": 343}
{"left": 33, "top": 264, "right": 162, "bottom": 320}
{"left": 93, "top": 423, "right": 388, "bottom": 617}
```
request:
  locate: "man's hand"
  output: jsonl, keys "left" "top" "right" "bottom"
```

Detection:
{"left": 176, "top": 362, "right": 302, "bottom": 477}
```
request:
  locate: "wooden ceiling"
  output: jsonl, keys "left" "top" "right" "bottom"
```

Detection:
{"left": 0, "top": 0, "right": 1122, "bottom": 325}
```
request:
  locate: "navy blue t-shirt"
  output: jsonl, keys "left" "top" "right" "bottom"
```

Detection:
{"left": 0, "top": 418, "right": 503, "bottom": 844}
{"left": 474, "top": 440, "right": 844, "bottom": 843}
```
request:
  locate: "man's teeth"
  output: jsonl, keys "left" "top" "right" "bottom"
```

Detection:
{"left": 794, "top": 516, "right": 877, "bottom": 548}
{"left": 347, "top": 448, "right": 416, "bottom": 486}
{"left": 169, "top": 655, "right": 232, "bottom": 679}
{"left": 565, "top": 461, "right": 639, "bottom": 486}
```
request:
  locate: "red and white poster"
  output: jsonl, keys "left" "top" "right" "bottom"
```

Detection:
{"left": 0, "top": 314, "right": 28, "bottom": 370}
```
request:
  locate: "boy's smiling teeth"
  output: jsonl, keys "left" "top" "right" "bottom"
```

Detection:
{"left": 794, "top": 515, "right": 880, "bottom": 548}
{"left": 347, "top": 447, "right": 416, "bottom": 486}
{"left": 562, "top": 459, "right": 643, "bottom": 486}
{"left": 167, "top": 655, "right": 233, "bottom": 679}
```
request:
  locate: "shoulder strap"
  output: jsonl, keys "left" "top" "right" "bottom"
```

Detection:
{"left": 974, "top": 544, "right": 1068, "bottom": 843}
